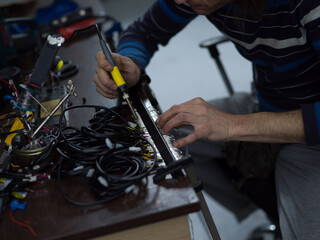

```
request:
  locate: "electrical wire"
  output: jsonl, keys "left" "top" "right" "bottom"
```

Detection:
{"left": 9, "top": 210, "right": 37, "bottom": 237}
{"left": 55, "top": 104, "right": 157, "bottom": 207}
{"left": 0, "top": 77, "right": 20, "bottom": 97}
{"left": 63, "top": 15, "right": 117, "bottom": 45}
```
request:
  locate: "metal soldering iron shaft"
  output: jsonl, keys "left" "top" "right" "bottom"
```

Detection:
{"left": 125, "top": 98, "right": 138, "bottom": 121}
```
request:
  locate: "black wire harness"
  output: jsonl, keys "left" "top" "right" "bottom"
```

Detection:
{"left": 55, "top": 104, "right": 157, "bottom": 207}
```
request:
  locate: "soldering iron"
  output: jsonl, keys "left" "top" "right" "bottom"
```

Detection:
{"left": 95, "top": 24, "right": 138, "bottom": 121}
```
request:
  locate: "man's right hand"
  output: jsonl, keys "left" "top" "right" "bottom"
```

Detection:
{"left": 94, "top": 51, "right": 141, "bottom": 99}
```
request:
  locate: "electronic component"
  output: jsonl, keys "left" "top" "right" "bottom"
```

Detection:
{"left": 5, "top": 35, "right": 66, "bottom": 146}
{"left": 11, "top": 133, "right": 52, "bottom": 166}
{"left": 10, "top": 80, "right": 76, "bottom": 166}
{"left": 133, "top": 101, "right": 184, "bottom": 164}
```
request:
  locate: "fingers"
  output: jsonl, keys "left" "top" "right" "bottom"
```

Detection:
{"left": 160, "top": 111, "right": 192, "bottom": 134}
{"left": 112, "top": 53, "right": 141, "bottom": 87}
{"left": 94, "top": 67, "right": 118, "bottom": 99}
{"left": 94, "top": 51, "right": 141, "bottom": 98}
{"left": 173, "top": 132, "right": 199, "bottom": 148}
{"left": 157, "top": 98, "right": 206, "bottom": 131}
{"left": 95, "top": 52, "right": 121, "bottom": 98}
{"left": 96, "top": 51, "right": 113, "bottom": 71}
{"left": 156, "top": 98, "right": 214, "bottom": 148}
{"left": 94, "top": 74, "right": 118, "bottom": 99}
{"left": 158, "top": 110, "right": 206, "bottom": 148}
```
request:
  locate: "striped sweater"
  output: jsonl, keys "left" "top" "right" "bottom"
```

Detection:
{"left": 116, "top": 0, "right": 320, "bottom": 145}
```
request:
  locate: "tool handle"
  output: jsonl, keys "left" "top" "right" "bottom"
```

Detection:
{"left": 111, "top": 66, "right": 126, "bottom": 89}
{"left": 99, "top": 39, "right": 127, "bottom": 89}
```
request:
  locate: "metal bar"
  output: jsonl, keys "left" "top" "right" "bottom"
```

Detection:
{"left": 185, "top": 167, "right": 221, "bottom": 240}
{"left": 129, "top": 86, "right": 182, "bottom": 169}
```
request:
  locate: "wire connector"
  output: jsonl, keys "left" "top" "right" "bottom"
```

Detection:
{"left": 129, "top": 147, "right": 141, "bottom": 152}
{"left": 122, "top": 92, "right": 129, "bottom": 100}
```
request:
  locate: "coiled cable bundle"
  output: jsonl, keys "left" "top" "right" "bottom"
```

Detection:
{"left": 56, "top": 104, "right": 157, "bottom": 207}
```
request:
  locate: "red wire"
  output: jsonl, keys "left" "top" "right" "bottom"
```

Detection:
{"left": 9, "top": 210, "right": 37, "bottom": 237}
{"left": 0, "top": 77, "right": 20, "bottom": 97}
{"left": 29, "top": 82, "right": 40, "bottom": 88}
{"left": 0, "top": 77, "right": 9, "bottom": 86}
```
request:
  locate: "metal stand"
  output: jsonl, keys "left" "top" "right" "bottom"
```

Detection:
{"left": 185, "top": 166, "right": 221, "bottom": 240}
{"left": 200, "top": 35, "right": 234, "bottom": 96}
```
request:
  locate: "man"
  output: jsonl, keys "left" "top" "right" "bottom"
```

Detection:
{"left": 95, "top": 0, "right": 320, "bottom": 239}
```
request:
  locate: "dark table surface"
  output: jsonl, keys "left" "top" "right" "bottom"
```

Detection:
{"left": 0, "top": 0, "right": 200, "bottom": 239}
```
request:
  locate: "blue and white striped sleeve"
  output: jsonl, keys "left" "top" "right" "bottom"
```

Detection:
{"left": 116, "top": 0, "right": 197, "bottom": 70}
{"left": 299, "top": 1, "right": 320, "bottom": 145}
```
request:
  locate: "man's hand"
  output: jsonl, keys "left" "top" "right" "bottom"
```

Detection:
{"left": 157, "top": 97, "right": 236, "bottom": 148}
{"left": 94, "top": 51, "right": 141, "bottom": 98}
{"left": 157, "top": 97, "right": 305, "bottom": 148}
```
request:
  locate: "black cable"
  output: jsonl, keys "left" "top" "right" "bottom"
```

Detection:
{"left": 56, "top": 158, "right": 124, "bottom": 207}
{"left": 64, "top": 24, "right": 97, "bottom": 44}
{"left": 55, "top": 104, "right": 157, "bottom": 207}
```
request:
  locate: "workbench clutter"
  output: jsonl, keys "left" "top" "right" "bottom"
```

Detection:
{"left": 0, "top": 1, "right": 209, "bottom": 239}
{"left": 34, "top": 0, "right": 123, "bottom": 44}
{"left": 0, "top": 0, "right": 122, "bottom": 68}
{"left": 0, "top": 18, "right": 194, "bottom": 239}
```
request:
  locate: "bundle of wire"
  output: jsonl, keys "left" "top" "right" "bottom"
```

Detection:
{"left": 56, "top": 104, "right": 157, "bottom": 207}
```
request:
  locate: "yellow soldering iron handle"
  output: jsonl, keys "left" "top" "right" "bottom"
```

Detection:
{"left": 98, "top": 36, "right": 128, "bottom": 91}
{"left": 110, "top": 66, "right": 126, "bottom": 88}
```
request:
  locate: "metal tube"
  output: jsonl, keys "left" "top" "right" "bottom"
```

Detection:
{"left": 31, "top": 80, "right": 76, "bottom": 138}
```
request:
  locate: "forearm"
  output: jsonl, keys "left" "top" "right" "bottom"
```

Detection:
{"left": 232, "top": 109, "right": 305, "bottom": 143}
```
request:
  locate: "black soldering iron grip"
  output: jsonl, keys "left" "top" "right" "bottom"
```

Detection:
{"left": 99, "top": 39, "right": 115, "bottom": 67}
